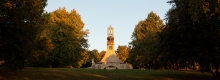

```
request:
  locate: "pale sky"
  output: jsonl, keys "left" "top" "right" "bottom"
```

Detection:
{"left": 45, "top": 0, "right": 172, "bottom": 52}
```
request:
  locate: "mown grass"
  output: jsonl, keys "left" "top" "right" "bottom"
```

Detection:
{"left": 0, "top": 67, "right": 214, "bottom": 80}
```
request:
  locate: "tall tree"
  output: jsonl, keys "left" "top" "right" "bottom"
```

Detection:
{"left": 0, "top": 0, "right": 47, "bottom": 70}
{"left": 128, "top": 11, "right": 164, "bottom": 69}
{"left": 30, "top": 12, "right": 54, "bottom": 67}
{"left": 45, "top": 7, "right": 89, "bottom": 68}
{"left": 161, "top": 0, "right": 220, "bottom": 77}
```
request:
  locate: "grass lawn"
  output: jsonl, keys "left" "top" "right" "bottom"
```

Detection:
{"left": 0, "top": 67, "right": 214, "bottom": 80}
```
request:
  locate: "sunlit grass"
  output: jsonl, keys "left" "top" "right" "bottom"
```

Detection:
{"left": 0, "top": 67, "right": 214, "bottom": 80}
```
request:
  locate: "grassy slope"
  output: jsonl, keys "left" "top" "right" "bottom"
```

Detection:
{"left": 0, "top": 67, "right": 214, "bottom": 80}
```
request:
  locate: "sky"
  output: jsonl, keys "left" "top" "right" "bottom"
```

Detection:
{"left": 45, "top": 0, "right": 172, "bottom": 52}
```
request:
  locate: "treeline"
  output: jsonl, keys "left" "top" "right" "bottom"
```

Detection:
{"left": 0, "top": 0, "right": 89, "bottom": 70}
{"left": 1, "top": 1, "right": 220, "bottom": 78}
{"left": 126, "top": 0, "right": 220, "bottom": 77}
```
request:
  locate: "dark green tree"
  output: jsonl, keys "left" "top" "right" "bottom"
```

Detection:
{"left": 0, "top": 0, "right": 47, "bottom": 70}
{"left": 92, "top": 49, "right": 100, "bottom": 63}
{"left": 160, "top": 0, "right": 220, "bottom": 77}
{"left": 128, "top": 11, "right": 164, "bottom": 69}
{"left": 45, "top": 7, "right": 89, "bottom": 68}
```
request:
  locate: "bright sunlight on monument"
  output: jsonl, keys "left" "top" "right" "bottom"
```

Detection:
{"left": 91, "top": 25, "right": 133, "bottom": 69}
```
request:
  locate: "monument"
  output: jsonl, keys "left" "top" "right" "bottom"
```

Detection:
{"left": 91, "top": 25, "right": 132, "bottom": 69}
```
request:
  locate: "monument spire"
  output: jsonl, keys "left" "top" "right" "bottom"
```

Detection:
{"left": 91, "top": 25, "right": 132, "bottom": 69}
{"left": 107, "top": 25, "right": 114, "bottom": 50}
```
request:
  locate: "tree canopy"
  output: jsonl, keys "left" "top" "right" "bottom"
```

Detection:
{"left": 159, "top": 0, "right": 220, "bottom": 77}
{"left": 0, "top": 0, "right": 90, "bottom": 69}
{"left": 1, "top": 1, "right": 219, "bottom": 78}
{"left": 128, "top": 11, "right": 164, "bottom": 69}
{"left": 116, "top": 45, "right": 130, "bottom": 62}
{"left": 45, "top": 7, "right": 89, "bottom": 68}
{"left": 0, "top": 0, "right": 47, "bottom": 70}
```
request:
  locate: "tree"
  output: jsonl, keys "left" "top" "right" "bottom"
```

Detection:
{"left": 128, "top": 11, "right": 164, "bottom": 69}
{"left": 92, "top": 49, "right": 101, "bottom": 63}
{"left": 45, "top": 7, "right": 89, "bottom": 68}
{"left": 161, "top": 0, "right": 220, "bottom": 77}
{"left": 0, "top": 0, "right": 47, "bottom": 70}
{"left": 116, "top": 45, "right": 129, "bottom": 62}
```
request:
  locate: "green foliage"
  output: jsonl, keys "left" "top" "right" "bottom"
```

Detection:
{"left": 81, "top": 50, "right": 105, "bottom": 67}
{"left": 116, "top": 45, "right": 130, "bottom": 62}
{"left": 161, "top": 0, "right": 220, "bottom": 77}
{"left": 85, "top": 49, "right": 106, "bottom": 64}
{"left": 45, "top": 7, "right": 89, "bottom": 68}
{"left": 128, "top": 11, "right": 164, "bottom": 69}
{"left": 0, "top": 0, "right": 47, "bottom": 70}
{"left": 91, "top": 49, "right": 101, "bottom": 63}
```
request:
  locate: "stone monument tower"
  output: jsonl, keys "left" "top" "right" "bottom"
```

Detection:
{"left": 91, "top": 25, "right": 132, "bottom": 69}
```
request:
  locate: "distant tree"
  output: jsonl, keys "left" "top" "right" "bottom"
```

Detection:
{"left": 81, "top": 50, "right": 105, "bottom": 68}
{"left": 128, "top": 11, "right": 164, "bottom": 69}
{"left": 0, "top": 0, "right": 47, "bottom": 70}
{"left": 45, "top": 7, "right": 89, "bottom": 68}
{"left": 92, "top": 49, "right": 101, "bottom": 63}
{"left": 81, "top": 50, "right": 93, "bottom": 68}
{"left": 116, "top": 45, "right": 129, "bottom": 62}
